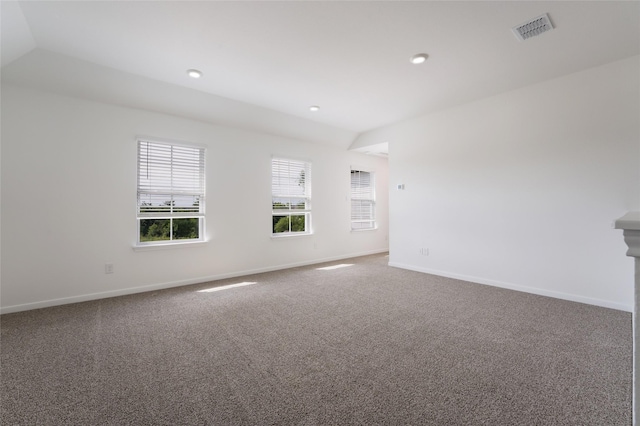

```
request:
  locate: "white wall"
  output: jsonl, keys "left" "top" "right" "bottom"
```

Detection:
{"left": 368, "top": 56, "right": 639, "bottom": 311}
{"left": 0, "top": 85, "right": 389, "bottom": 313}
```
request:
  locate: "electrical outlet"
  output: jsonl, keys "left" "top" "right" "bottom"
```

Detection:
{"left": 105, "top": 263, "right": 114, "bottom": 274}
{"left": 418, "top": 248, "right": 429, "bottom": 256}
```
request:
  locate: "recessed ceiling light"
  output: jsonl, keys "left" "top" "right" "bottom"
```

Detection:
{"left": 187, "top": 69, "right": 202, "bottom": 78}
{"left": 309, "top": 105, "right": 320, "bottom": 112}
{"left": 410, "top": 53, "right": 429, "bottom": 64}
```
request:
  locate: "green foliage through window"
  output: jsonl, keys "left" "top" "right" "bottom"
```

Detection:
{"left": 140, "top": 218, "right": 200, "bottom": 242}
{"left": 272, "top": 215, "right": 306, "bottom": 234}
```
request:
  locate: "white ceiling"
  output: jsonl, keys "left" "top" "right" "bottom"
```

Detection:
{"left": 2, "top": 1, "right": 639, "bottom": 150}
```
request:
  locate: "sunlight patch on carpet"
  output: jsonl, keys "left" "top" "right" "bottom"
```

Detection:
{"left": 197, "top": 282, "right": 257, "bottom": 293}
{"left": 316, "top": 264, "right": 354, "bottom": 271}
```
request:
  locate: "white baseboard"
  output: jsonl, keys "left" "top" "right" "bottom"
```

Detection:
{"left": 388, "top": 261, "right": 632, "bottom": 313}
{"left": 0, "top": 249, "right": 389, "bottom": 315}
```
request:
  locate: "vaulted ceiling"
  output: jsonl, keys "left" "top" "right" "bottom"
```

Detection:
{"left": 2, "top": 1, "right": 639, "bottom": 150}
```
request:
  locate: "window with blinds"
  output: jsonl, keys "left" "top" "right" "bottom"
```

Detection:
{"left": 271, "top": 157, "right": 311, "bottom": 235}
{"left": 137, "top": 139, "right": 205, "bottom": 244}
{"left": 351, "top": 169, "right": 375, "bottom": 230}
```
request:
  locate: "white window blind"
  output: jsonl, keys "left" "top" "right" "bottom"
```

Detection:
{"left": 137, "top": 139, "right": 205, "bottom": 243}
{"left": 272, "top": 158, "right": 311, "bottom": 235}
{"left": 351, "top": 169, "right": 375, "bottom": 230}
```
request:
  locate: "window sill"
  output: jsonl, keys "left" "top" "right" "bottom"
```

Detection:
{"left": 271, "top": 233, "right": 313, "bottom": 240}
{"left": 133, "top": 240, "right": 207, "bottom": 252}
{"left": 351, "top": 228, "right": 377, "bottom": 233}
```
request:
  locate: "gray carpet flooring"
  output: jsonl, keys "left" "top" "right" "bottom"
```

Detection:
{"left": 1, "top": 253, "right": 632, "bottom": 425}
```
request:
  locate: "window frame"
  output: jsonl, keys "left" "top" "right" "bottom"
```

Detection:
{"left": 136, "top": 137, "right": 206, "bottom": 246}
{"left": 271, "top": 157, "right": 312, "bottom": 237}
{"left": 350, "top": 167, "right": 376, "bottom": 231}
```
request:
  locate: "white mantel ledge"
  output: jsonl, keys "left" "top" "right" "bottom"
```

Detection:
{"left": 616, "top": 212, "right": 640, "bottom": 257}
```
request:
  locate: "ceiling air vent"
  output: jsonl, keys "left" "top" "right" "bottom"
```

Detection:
{"left": 512, "top": 13, "right": 554, "bottom": 41}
